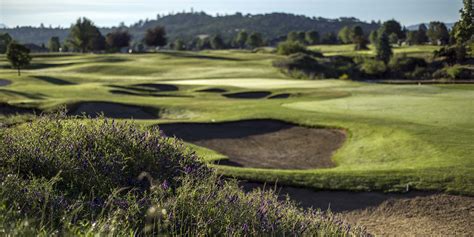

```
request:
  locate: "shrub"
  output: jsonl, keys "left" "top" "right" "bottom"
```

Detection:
{"left": 273, "top": 53, "right": 321, "bottom": 71}
{"left": 389, "top": 55, "right": 427, "bottom": 73}
{"left": 0, "top": 113, "right": 206, "bottom": 197}
{"left": 359, "top": 58, "right": 387, "bottom": 77}
{"left": 0, "top": 113, "right": 367, "bottom": 235}
{"left": 277, "top": 41, "right": 307, "bottom": 55}
{"left": 434, "top": 45, "right": 467, "bottom": 64}
{"left": 445, "top": 65, "right": 473, "bottom": 79}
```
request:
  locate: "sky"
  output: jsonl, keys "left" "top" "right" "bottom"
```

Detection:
{"left": 0, "top": 0, "right": 463, "bottom": 28}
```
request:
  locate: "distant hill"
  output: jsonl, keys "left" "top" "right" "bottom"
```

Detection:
{"left": 0, "top": 23, "right": 7, "bottom": 29}
{"left": 407, "top": 22, "right": 455, "bottom": 31}
{"left": 0, "top": 12, "right": 380, "bottom": 45}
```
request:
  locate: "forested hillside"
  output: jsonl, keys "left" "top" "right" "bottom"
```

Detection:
{"left": 1, "top": 12, "right": 379, "bottom": 45}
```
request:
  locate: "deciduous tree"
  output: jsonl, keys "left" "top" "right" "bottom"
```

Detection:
{"left": 6, "top": 42, "right": 32, "bottom": 76}
{"left": 105, "top": 30, "right": 131, "bottom": 52}
{"left": 68, "top": 17, "right": 105, "bottom": 52}
{"left": 144, "top": 26, "right": 167, "bottom": 49}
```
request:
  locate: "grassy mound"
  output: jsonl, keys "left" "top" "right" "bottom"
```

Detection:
{"left": 0, "top": 113, "right": 367, "bottom": 236}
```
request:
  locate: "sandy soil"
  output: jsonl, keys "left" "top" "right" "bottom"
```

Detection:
{"left": 159, "top": 119, "right": 346, "bottom": 169}
{"left": 242, "top": 182, "right": 474, "bottom": 236}
{"left": 69, "top": 102, "right": 158, "bottom": 119}
{"left": 0, "top": 79, "right": 11, "bottom": 87}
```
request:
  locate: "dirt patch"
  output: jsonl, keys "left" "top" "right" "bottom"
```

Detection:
{"left": 68, "top": 102, "right": 158, "bottom": 119}
{"left": 197, "top": 88, "right": 228, "bottom": 93}
{"left": 133, "top": 83, "right": 179, "bottom": 92}
{"left": 268, "top": 93, "right": 291, "bottom": 99}
{"left": 242, "top": 182, "right": 474, "bottom": 236}
{"left": 159, "top": 120, "right": 345, "bottom": 169}
{"left": 0, "top": 79, "right": 11, "bottom": 87}
{"left": 0, "top": 103, "right": 39, "bottom": 115}
{"left": 224, "top": 91, "right": 272, "bottom": 99}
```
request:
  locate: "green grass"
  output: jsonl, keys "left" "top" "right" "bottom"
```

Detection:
{"left": 0, "top": 48, "right": 473, "bottom": 195}
{"left": 309, "top": 44, "right": 441, "bottom": 58}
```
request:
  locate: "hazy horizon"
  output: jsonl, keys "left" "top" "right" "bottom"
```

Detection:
{"left": 0, "top": 0, "right": 463, "bottom": 28}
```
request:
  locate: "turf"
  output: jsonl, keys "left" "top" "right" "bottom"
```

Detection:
{"left": 0, "top": 47, "right": 472, "bottom": 195}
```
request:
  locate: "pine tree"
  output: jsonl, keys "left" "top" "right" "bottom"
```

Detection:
{"left": 376, "top": 32, "right": 393, "bottom": 64}
{"left": 453, "top": 0, "right": 474, "bottom": 44}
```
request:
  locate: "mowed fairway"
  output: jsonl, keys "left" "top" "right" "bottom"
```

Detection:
{"left": 0, "top": 48, "right": 473, "bottom": 196}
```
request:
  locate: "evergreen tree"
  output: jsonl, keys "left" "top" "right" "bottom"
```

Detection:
{"left": 48, "top": 36, "right": 61, "bottom": 52}
{"left": 369, "top": 30, "right": 378, "bottom": 45}
{"left": 172, "top": 39, "right": 186, "bottom": 50}
{"left": 234, "top": 31, "right": 248, "bottom": 48}
{"left": 246, "top": 33, "right": 264, "bottom": 49}
{"left": 305, "top": 31, "right": 320, "bottom": 45}
{"left": 351, "top": 26, "right": 368, "bottom": 50}
{"left": 376, "top": 32, "right": 393, "bottom": 64}
{"left": 427, "top": 22, "right": 450, "bottom": 45}
{"left": 338, "top": 26, "right": 352, "bottom": 44}
{"left": 388, "top": 33, "right": 399, "bottom": 45}
{"left": 452, "top": 0, "right": 474, "bottom": 44}
{"left": 382, "top": 20, "right": 404, "bottom": 39}
{"left": 416, "top": 24, "right": 429, "bottom": 44}
{"left": 210, "top": 35, "right": 225, "bottom": 49}
{"left": 0, "top": 33, "right": 13, "bottom": 54}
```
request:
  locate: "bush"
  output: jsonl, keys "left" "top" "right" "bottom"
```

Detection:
{"left": 0, "top": 114, "right": 206, "bottom": 197}
{"left": 273, "top": 53, "right": 321, "bottom": 71}
{"left": 359, "top": 58, "right": 387, "bottom": 77}
{"left": 434, "top": 45, "right": 467, "bottom": 64}
{"left": 0, "top": 113, "right": 366, "bottom": 235}
{"left": 389, "top": 55, "right": 427, "bottom": 73}
{"left": 445, "top": 65, "right": 473, "bottom": 79}
{"left": 276, "top": 41, "right": 307, "bottom": 55}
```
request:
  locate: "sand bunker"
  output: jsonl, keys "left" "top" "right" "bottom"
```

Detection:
{"left": 242, "top": 182, "right": 474, "bottom": 236}
{"left": 0, "top": 79, "right": 11, "bottom": 87}
{"left": 159, "top": 119, "right": 346, "bottom": 169}
{"left": 224, "top": 91, "right": 272, "bottom": 99}
{"left": 133, "top": 83, "right": 179, "bottom": 92}
{"left": 268, "top": 93, "right": 291, "bottom": 99}
{"left": 69, "top": 102, "right": 158, "bottom": 119}
{"left": 197, "top": 88, "right": 228, "bottom": 93}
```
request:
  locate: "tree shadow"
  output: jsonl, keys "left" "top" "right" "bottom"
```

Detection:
{"left": 160, "top": 51, "right": 242, "bottom": 61}
{"left": 34, "top": 76, "right": 76, "bottom": 85}
{"left": 0, "top": 89, "right": 46, "bottom": 100}
{"left": 158, "top": 119, "right": 293, "bottom": 141}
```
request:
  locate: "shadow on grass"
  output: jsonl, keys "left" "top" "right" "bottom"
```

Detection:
{"left": 67, "top": 101, "right": 160, "bottom": 119}
{"left": 33, "top": 76, "right": 76, "bottom": 85}
{"left": 0, "top": 103, "right": 41, "bottom": 115}
{"left": 160, "top": 51, "right": 242, "bottom": 61}
{"left": 109, "top": 90, "right": 193, "bottom": 98}
{"left": 0, "top": 89, "right": 46, "bottom": 100}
